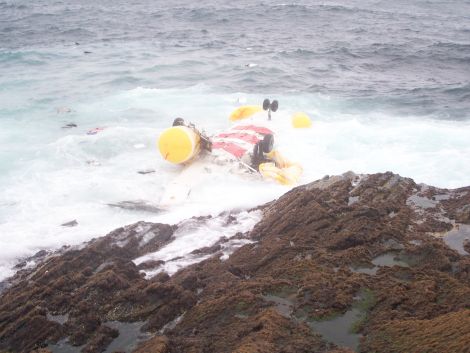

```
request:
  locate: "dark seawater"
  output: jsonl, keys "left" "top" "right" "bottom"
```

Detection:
{"left": 1, "top": 0, "right": 469, "bottom": 119}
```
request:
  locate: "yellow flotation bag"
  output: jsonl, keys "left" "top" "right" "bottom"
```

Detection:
{"left": 258, "top": 150, "right": 303, "bottom": 185}
{"left": 229, "top": 105, "right": 263, "bottom": 121}
{"left": 259, "top": 163, "right": 303, "bottom": 185}
{"left": 292, "top": 112, "right": 312, "bottom": 128}
{"left": 158, "top": 126, "right": 201, "bottom": 164}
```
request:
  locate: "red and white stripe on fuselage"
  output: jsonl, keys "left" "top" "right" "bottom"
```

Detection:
{"left": 212, "top": 125, "right": 273, "bottom": 159}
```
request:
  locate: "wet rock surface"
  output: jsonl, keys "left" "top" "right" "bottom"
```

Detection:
{"left": 1, "top": 172, "right": 470, "bottom": 353}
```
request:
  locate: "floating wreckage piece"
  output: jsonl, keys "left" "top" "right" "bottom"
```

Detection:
{"left": 61, "top": 220, "right": 78, "bottom": 227}
{"left": 56, "top": 107, "right": 72, "bottom": 114}
{"left": 107, "top": 200, "right": 163, "bottom": 213}
{"left": 137, "top": 169, "right": 156, "bottom": 175}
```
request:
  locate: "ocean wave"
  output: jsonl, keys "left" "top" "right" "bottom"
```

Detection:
{"left": 430, "top": 41, "right": 470, "bottom": 51}
{"left": 0, "top": 51, "right": 46, "bottom": 65}
{"left": 278, "top": 48, "right": 316, "bottom": 57}
{"left": 322, "top": 46, "right": 361, "bottom": 58}
{"left": 1, "top": 26, "right": 15, "bottom": 33}
{"left": 268, "top": 2, "right": 424, "bottom": 20}
{"left": 141, "top": 60, "right": 207, "bottom": 73}
{"left": 59, "top": 28, "right": 97, "bottom": 37}
{"left": 0, "top": 2, "right": 27, "bottom": 10}
{"left": 201, "top": 40, "right": 227, "bottom": 48}
{"left": 443, "top": 83, "right": 470, "bottom": 95}
{"left": 103, "top": 76, "right": 143, "bottom": 87}
{"left": 1, "top": 87, "right": 470, "bottom": 283}
{"left": 8, "top": 12, "right": 58, "bottom": 23}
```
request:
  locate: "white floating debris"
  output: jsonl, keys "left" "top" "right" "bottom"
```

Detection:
{"left": 56, "top": 107, "right": 72, "bottom": 114}
{"left": 86, "top": 160, "right": 101, "bottom": 166}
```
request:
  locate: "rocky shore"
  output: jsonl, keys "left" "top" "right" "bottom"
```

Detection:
{"left": 1, "top": 172, "right": 470, "bottom": 353}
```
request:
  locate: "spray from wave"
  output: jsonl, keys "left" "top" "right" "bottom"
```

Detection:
{"left": 0, "top": 85, "right": 469, "bottom": 280}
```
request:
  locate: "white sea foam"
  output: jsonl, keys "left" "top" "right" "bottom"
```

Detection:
{"left": 0, "top": 86, "right": 469, "bottom": 281}
{"left": 134, "top": 210, "right": 261, "bottom": 276}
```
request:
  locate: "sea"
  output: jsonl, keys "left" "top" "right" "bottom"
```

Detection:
{"left": 1, "top": 0, "right": 469, "bottom": 281}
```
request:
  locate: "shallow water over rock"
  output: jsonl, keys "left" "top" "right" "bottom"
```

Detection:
{"left": 104, "top": 321, "right": 151, "bottom": 353}
{"left": 444, "top": 224, "right": 470, "bottom": 255}
{"left": 308, "top": 308, "right": 362, "bottom": 351}
{"left": 48, "top": 340, "right": 83, "bottom": 353}
{"left": 262, "top": 294, "right": 294, "bottom": 318}
{"left": 46, "top": 313, "right": 69, "bottom": 325}
{"left": 351, "top": 252, "right": 410, "bottom": 275}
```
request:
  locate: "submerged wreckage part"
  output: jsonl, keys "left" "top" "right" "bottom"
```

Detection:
{"left": 107, "top": 200, "right": 163, "bottom": 214}
{"left": 157, "top": 101, "right": 303, "bottom": 197}
{"left": 157, "top": 121, "right": 302, "bottom": 196}
{"left": 1, "top": 172, "right": 470, "bottom": 353}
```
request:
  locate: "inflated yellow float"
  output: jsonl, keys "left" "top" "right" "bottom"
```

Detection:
{"left": 292, "top": 112, "right": 312, "bottom": 128}
{"left": 229, "top": 105, "right": 263, "bottom": 121}
{"left": 259, "top": 150, "right": 303, "bottom": 185}
{"left": 158, "top": 126, "right": 201, "bottom": 164}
